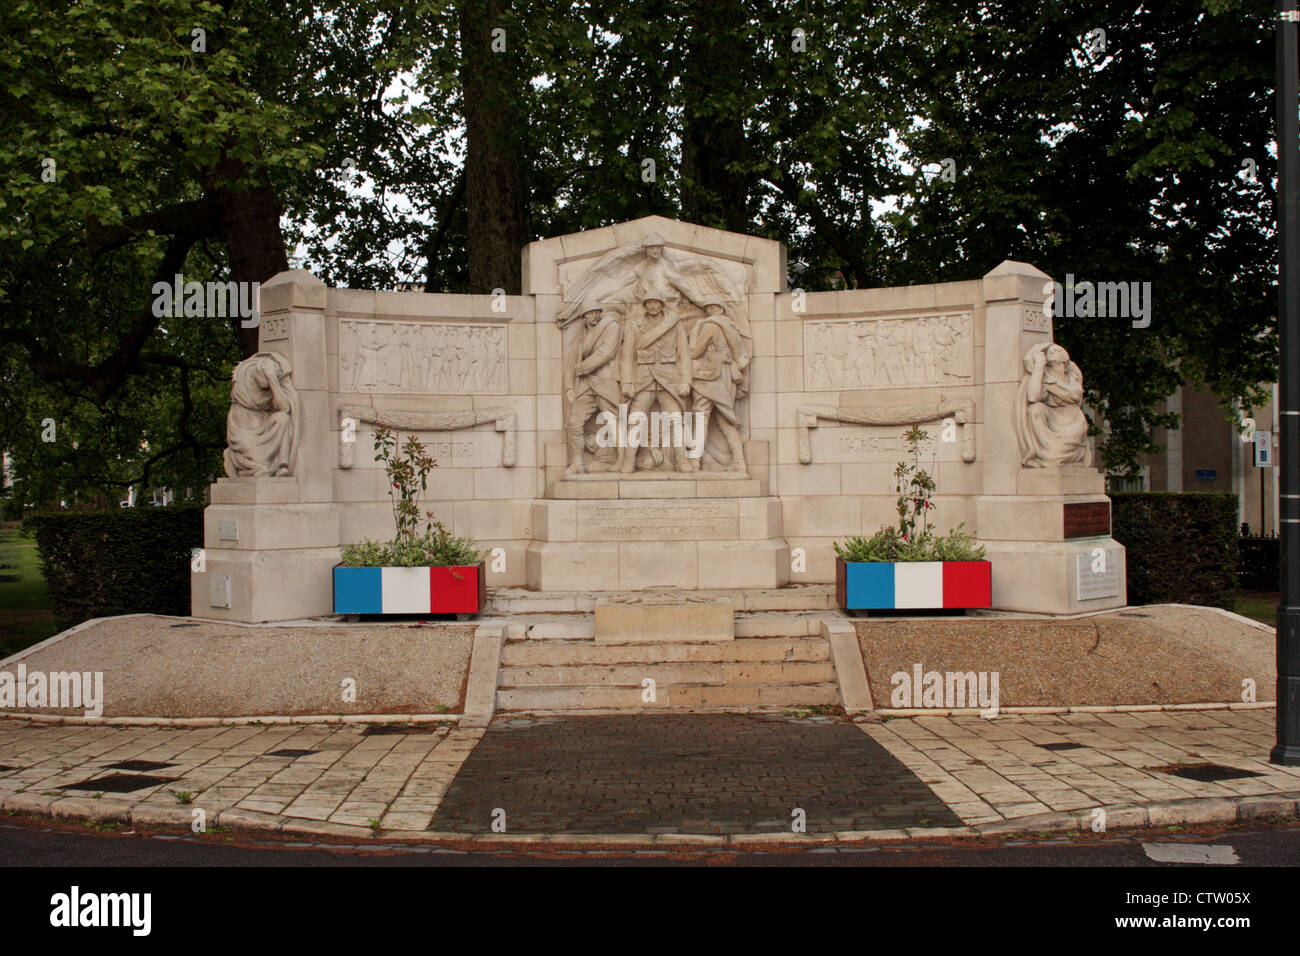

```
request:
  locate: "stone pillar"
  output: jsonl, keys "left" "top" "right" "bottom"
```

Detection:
{"left": 975, "top": 261, "right": 1126, "bottom": 614}
{"left": 190, "top": 270, "right": 341, "bottom": 622}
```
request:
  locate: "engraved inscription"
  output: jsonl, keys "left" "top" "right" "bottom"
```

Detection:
{"left": 581, "top": 500, "right": 737, "bottom": 541}
{"left": 1063, "top": 501, "right": 1110, "bottom": 538}
{"left": 338, "top": 319, "right": 507, "bottom": 394}
{"left": 1077, "top": 552, "right": 1121, "bottom": 601}
{"left": 1022, "top": 306, "right": 1050, "bottom": 332}
{"left": 814, "top": 428, "right": 962, "bottom": 464}
{"left": 804, "top": 313, "right": 974, "bottom": 390}
{"left": 261, "top": 315, "right": 291, "bottom": 341}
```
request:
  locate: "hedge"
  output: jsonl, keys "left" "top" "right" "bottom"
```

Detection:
{"left": 1110, "top": 492, "right": 1238, "bottom": 609}
{"left": 32, "top": 506, "right": 204, "bottom": 631}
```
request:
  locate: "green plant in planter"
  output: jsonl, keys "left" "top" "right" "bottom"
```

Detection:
{"left": 339, "top": 425, "right": 486, "bottom": 568}
{"left": 833, "top": 426, "right": 986, "bottom": 563}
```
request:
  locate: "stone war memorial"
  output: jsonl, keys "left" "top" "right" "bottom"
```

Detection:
{"left": 192, "top": 215, "right": 1125, "bottom": 623}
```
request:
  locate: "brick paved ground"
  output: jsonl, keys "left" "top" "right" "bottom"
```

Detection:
{"left": 0, "top": 721, "right": 483, "bottom": 832}
{"left": 1, "top": 709, "right": 1297, "bottom": 838}
{"left": 862, "top": 709, "right": 1300, "bottom": 826}
{"left": 428, "top": 714, "right": 962, "bottom": 834}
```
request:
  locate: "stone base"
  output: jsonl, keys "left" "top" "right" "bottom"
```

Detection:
{"left": 203, "top": 503, "right": 340, "bottom": 551}
{"left": 527, "top": 494, "right": 789, "bottom": 590}
{"left": 210, "top": 476, "right": 302, "bottom": 505}
{"left": 191, "top": 546, "right": 341, "bottom": 622}
{"left": 978, "top": 538, "right": 1127, "bottom": 614}
{"left": 1016, "top": 467, "right": 1106, "bottom": 497}
{"left": 593, "top": 600, "right": 734, "bottom": 642}
{"left": 977, "top": 493, "right": 1111, "bottom": 541}
{"left": 525, "top": 539, "right": 790, "bottom": 590}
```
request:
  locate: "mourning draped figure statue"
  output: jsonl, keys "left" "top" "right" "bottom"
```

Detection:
{"left": 1014, "top": 342, "right": 1092, "bottom": 468}
{"left": 224, "top": 352, "right": 301, "bottom": 477}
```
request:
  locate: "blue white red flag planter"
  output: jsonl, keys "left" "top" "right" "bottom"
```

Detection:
{"left": 333, "top": 561, "right": 486, "bottom": 616}
{"left": 835, "top": 557, "right": 991, "bottom": 611}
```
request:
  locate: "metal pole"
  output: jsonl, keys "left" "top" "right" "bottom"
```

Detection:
{"left": 1272, "top": 0, "right": 1300, "bottom": 764}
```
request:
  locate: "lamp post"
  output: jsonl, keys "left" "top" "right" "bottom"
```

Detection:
{"left": 1272, "top": 0, "right": 1300, "bottom": 765}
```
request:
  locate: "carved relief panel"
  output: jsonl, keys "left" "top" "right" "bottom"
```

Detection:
{"left": 803, "top": 312, "right": 975, "bottom": 391}
{"left": 555, "top": 233, "right": 754, "bottom": 475}
{"left": 338, "top": 319, "right": 507, "bottom": 394}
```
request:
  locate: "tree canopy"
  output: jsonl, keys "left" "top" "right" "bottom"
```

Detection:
{"left": 0, "top": 0, "right": 1280, "bottom": 506}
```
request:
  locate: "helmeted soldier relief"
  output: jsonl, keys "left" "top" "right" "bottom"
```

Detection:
{"left": 619, "top": 291, "right": 693, "bottom": 473}
{"left": 565, "top": 302, "right": 624, "bottom": 475}
{"left": 690, "top": 297, "right": 749, "bottom": 472}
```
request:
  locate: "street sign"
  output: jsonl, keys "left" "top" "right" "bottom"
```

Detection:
{"left": 1256, "top": 431, "right": 1274, "bottom": 467}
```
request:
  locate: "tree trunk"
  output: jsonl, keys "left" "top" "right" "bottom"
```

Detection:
{"left": 680, "top": 0, "right": 752, "bottom": 232}
{"left": 459, "top": 0, "right": 527, "bottom": 294}
{"left": 206, "top": 155, "right": 290, "bottom": 358}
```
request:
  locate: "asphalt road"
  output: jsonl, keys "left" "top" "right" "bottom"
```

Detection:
{"left": 9, "top": 818, "right": 1288, "bottom": 942}
{"left": 4, "top": 817, "right": 1299, "bottom": 867}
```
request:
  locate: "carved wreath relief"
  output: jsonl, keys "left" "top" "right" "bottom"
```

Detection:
{"left": 558, "top": 233, "right": 752, "bottom": 475}
{"left": 339, "top": 319, "right": 507, "bottom": 394}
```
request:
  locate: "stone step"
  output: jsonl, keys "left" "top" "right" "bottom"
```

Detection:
{"left": 500, "top": 636, "right": 830, "bottom": 666}
{"left": 733, "top": 611, "right": 837, "bottom": 637}
{"left": 482, "top": 585, "right": 838, "bottom": 615}
{"left": 498, "top": 660, "right": 836, "bottom": 688}
{"left": 498, "top": 614, "right": 595, "bottom": 640}
{"left": 496, "top": 682, "right": 840, "bottom": 712}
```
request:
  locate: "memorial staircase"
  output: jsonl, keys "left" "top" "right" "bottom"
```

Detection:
{"left": 482, "top": 587, "right": 845, "bottom": 714}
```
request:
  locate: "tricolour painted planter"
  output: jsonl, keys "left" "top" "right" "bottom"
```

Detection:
{"left": 835, "top": 557, "right": 990, "bottom": 611}
{"left": 333, "top": 561, "right": 486, "bottom": 616}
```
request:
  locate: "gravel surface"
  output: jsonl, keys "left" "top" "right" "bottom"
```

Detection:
{"left": 4, "top": 616, "right": 474, "bottom": 717}
{"left": 857, "top": 606, "right": 1275, "bottom": 707}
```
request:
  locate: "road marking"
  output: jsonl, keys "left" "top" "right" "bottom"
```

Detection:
{"left": 1142, "top": 843, "right": 1240, "bottom": 865}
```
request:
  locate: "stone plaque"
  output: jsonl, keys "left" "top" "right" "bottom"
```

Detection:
{"left": 804, "top": 312, "right": 974, "bottom": 390}
{"left": 1063, "top": 501, "right": 1110, "bottom": 538}
{"left": 1076, "top": 553, "right": 1120, "bottom": 601}
{"left": 218, "top": 519, "right": 239, "bottom": 541}
{"left": 338, "top": 319, "right": 507, "bottom": 394}
{"left": 208, "top": 573, "right": 232, "bottom": 609}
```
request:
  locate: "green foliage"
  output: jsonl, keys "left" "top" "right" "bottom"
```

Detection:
{"left": 339, "top": 524, "right": 485, "bottom": 569}
{"left": 341, "top": 426, "right": 483, "bottom": 567}
{"left": 1, "top": 0, "right": 1279, "bottom": 505}
{"left": 834, "top": 428, "right": 985, "bottom": 562}
{"left": 889, "top": 0, "right": 1277, "bottom": 473}
{"left": 1111, "top": 492, "right": 1239, "bottom": 608}
{"left": 30, "top": 505, "right": 204, "bottom": 630}
{"left": 372, "top": 424, "right": 438, "bottom": 545}
{"left": 893, "top": 426, "right": 937, "bottom": 542}
{"left": 834, "top": 524, "right": 986, "bottom": 563}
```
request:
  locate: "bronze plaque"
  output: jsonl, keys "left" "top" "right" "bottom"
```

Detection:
{"left": 1064, "top": 501, "right": 1110, "bottom": 539}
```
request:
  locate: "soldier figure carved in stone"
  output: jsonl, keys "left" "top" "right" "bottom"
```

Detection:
{"left": 690, "top": 297, "right": 749, "bottom": 472}
{"left": 565, "top": 302, "right": 623, "bottom": 475}
{"left": 619, "top": 291, "right": 692, "bottom": 473}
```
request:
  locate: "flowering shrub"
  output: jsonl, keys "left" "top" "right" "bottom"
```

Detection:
{"left": 833, "top": 426, "right": 986, "bottom": 563}
{"left": 339, "top": 425, "right": 485, "bottom": 568}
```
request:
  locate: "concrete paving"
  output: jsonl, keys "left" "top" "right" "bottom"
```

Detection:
{"left": 1, "top": 708, "right": 1296, "bottom": 845}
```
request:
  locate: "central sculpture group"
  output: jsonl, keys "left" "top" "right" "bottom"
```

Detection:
{"left": 560, "top": 233, "right": 751, "bottom": 476}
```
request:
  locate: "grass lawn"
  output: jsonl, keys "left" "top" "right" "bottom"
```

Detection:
{"left": 1233, "top": 589, "right": 1279, "bottom": 626}
{"left": 0, "top": 522, "right": 56, "bottom": 657}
